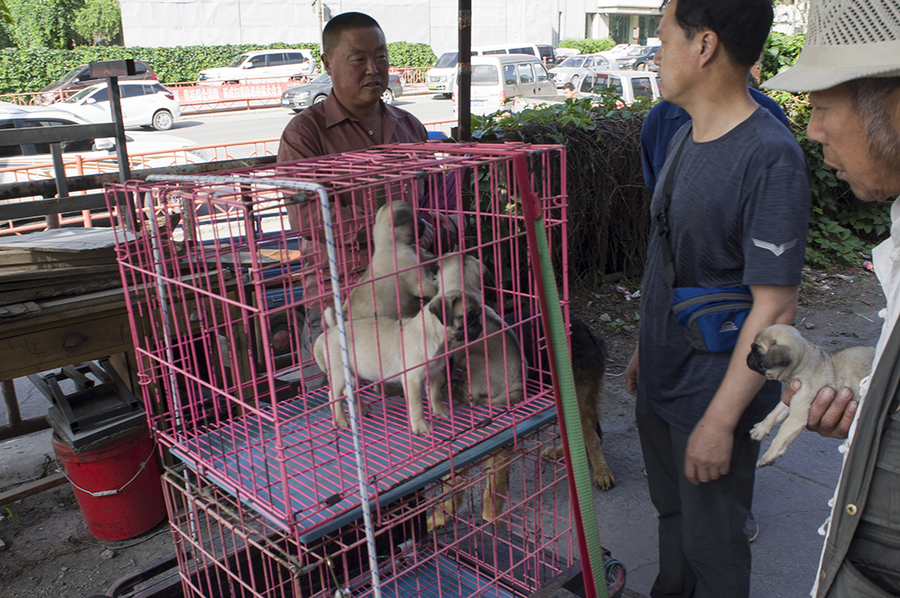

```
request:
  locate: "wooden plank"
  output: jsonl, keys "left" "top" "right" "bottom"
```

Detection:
{"left": 0, "top": 309, "right": 133, "bottom": 380}
{"left": 0, "top": 264, "right": 120, "bottom": 283}
{"left": 0, "top": 276, "right": 121, "bottom": 305}
{"left": 0, "top": 472, "right": 67, "bottom": 508}
{"left": 0, "top": 123, "right": 118, "bottom": 147}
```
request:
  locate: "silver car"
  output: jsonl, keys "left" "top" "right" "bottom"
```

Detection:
{"left": 281, "top": 74, "right": 403, "bottom": 112}
{"left": 549, "top": 53, "right": 616, "bottom": 88}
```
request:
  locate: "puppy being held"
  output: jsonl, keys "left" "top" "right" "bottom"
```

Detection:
{"left": 345, "top": 200, "right": 438, "bottom": 321}
{"left": 428, "top": 254, "right": 524, "bottom": 414}
{"left": 314, "top": 290, "right": 482, "bottom": 436}
{"left": 746, "top": 324, "right": 875, "bottom": 467}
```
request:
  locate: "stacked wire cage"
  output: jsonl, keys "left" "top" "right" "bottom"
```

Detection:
{"left": 106, "top": 142, "right": 587, "bottom": 597}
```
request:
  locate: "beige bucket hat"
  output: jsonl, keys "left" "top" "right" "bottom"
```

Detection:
{"left": 763, "top": 0, "right": 900, "bottom": 93}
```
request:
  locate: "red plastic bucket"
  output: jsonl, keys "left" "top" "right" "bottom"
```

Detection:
{"left": 52, "top": 424, "right": 167, "bottom": 541}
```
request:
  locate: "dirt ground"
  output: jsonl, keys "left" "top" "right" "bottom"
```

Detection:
{"left": 0, "top": 264, "right": 886, "bottom": 598}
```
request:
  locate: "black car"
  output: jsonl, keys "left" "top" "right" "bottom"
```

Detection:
{"left": 615, "top": 46, "right": 659, "bottom": 71}
{"left": 281, "top": 74, "right": 403, "bottom": 112}
{"left": 38, "top": 60, "right": 156, "bottom": 105}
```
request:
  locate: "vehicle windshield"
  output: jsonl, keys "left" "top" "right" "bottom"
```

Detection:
{"left": 58, "top": 67, "right": 85, "bottom": 85}
{"left": 64, "top": 87, "right": 99, "bottom": 103}
{"left": 471, "top": 65, "right": 499, "bottom": 86}
{"left": 558, "top": 56, "right": 585, "bottom": 68}
{"left": 225, "top": 55, "right": 247, "bottom": 68}
{"left": 626, "top": 47, "right": 646, "bottom": 56}
{"left": 312, "top": 74, "right": 331, "bottom": 84}
{"left": 434, "top": 52, "right": 458, "bottom": 68}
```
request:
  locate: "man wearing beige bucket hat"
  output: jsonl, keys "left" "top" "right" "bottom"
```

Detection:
{"left": 763, "top": 1, "right": 900, "bottom": 596}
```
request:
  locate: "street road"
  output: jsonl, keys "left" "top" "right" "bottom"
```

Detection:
{"left": 168, "top": 93, "right": 457, "bottom": 151}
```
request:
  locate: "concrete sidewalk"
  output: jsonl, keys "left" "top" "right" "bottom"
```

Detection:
{"left": 2, "top": 367, "right": 842, "bottom": 598}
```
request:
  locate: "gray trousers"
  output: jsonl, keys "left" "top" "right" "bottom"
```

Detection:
{"left": 636, "top": 393, "right": 759, "bottom": 598}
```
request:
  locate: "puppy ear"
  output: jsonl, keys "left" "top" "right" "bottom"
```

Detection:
{"left": 392, "top": 202, "right": 415, "bottom": 228}
{"left": 762, "top": 343, "right": 793, "bottom": 371}
{"left": 429, "top": 292, "right": 452, "bottom": 324}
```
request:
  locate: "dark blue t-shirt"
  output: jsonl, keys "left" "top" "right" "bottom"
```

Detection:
{"left": 639, "top": 108, "right": 811, "bottom": 433}
{"left": 641, "top": 88, "right": 792, "bottom": 194}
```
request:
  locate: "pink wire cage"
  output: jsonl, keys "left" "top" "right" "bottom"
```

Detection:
{"left": 106, "top": 141, "right": 583, "bottom": 597}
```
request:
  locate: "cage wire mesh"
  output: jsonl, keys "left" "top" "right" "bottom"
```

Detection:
{"left": 106, "top": 142, "right": 579, "bottom": 596}
{"left": 163, "top": 422, "right": 574, "bottom": 598}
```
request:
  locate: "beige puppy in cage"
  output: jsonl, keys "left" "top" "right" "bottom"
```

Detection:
{"left": 427, "top": 254, "right": 521, "bottom": 531}
{"left": 428, "top": 254, "right": 525, "bottom": 413}
{"left": 345, "top": 200, "right": 439, "bottom": 321}
{"left": 314, "top": 289, "right": 482, "bottom": 436}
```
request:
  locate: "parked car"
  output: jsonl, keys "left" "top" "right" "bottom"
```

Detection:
{"left": 426, "top": 44, "right": 547, "bottom": 98}
{"left": 615, "top": 45, "right": 659, "bottom": 71}
{"left": 0, "top": 105, "right": 207, "bottom": 184}
{"left": 198, "top": 49, "right": 316, "bottom": 85}
{"left": 37, "top": 60, "right": 156, "bottom": 105}
{"left": 549, "top": 53, "right": 616, "bottom": 88}
{"left": 52, "top": 81, "right": 181, "bottom": 131}
{"left": 577, "top": 71, "right": 661, "bottom": 104}
{"left": 280, "top": 73, "right": 403, "bottom": 112}
{"left": 455, "top": 54, "right": 557, "bottom": 116}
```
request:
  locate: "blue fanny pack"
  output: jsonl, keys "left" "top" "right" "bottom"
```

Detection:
{"left": 671, "top": 286, "right": 752, "bottom": 353}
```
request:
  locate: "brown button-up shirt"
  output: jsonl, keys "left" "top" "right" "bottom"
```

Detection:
{"left": 276, "top": 93, "right": 441, "bottom": 309}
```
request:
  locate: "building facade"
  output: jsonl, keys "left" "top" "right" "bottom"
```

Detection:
{"left": 119, "top": 0, "right": 665, "bottom": 51}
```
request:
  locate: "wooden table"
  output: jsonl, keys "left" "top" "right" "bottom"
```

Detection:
{"left": 0, "top": 287, "right": 134, "bottom": 440}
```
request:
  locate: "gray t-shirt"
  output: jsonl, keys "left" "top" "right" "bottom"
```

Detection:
{"left": 639, "top": 108, "right": 811, "bottom": 433}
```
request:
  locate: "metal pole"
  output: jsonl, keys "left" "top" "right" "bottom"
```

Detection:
{"left": 105, "top": 75, "right": 131, "bottom": 184}
{"left": 458, "top": 0, "right": 472, "bottom": 141}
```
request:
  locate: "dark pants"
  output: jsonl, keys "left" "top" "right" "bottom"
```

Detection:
{"left": 636, "top": 393, "right": 759, "bottom": 598}
{"left": 829, "top": 407, "right": 900, "bottom": 597}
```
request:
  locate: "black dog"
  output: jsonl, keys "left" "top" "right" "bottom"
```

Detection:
{"left": 508, "top": 310, "right": 614, "bottom": 490}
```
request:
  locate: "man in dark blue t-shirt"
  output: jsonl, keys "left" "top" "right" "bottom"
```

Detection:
{"left": 641, "top": 88, "right": 792, "bottom": 193}
{"left": 624, "top": 1, "right": 811, "bottom": 597}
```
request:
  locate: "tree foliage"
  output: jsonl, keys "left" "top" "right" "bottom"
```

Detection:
{"left": 7, "top": 0, "right": 83, "bottom": 49}
{"left": 74, "top": 0, "right": 121, "bottom": 46}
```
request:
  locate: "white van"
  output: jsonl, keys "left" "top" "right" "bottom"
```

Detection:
{"left": 455, "top": 54, "right": 557, "bottom": 116}
{"left": 426, "top": 43, "right": 552, "bottom": 98}
{"left": 197, "top": 49, "right": 316, "bottom": 85}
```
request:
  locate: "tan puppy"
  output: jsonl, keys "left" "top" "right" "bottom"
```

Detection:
{"left": 346, "top": 201, "right": 438, "bottom": 321}
{"left": 314, "top": 290, "right": 482, "bottom": 435}
{"left": 747, "top": 324, "right": 875, "bottom": 467}
{"left": 429, "top": 254, "right": 525, "bottom": 413}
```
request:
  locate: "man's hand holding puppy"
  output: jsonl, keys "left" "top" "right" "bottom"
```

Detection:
{"left": 781, "top": 382, "right": 856, "bottom": 439}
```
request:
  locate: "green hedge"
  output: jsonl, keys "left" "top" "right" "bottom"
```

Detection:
{"left": 0, "top": 41, "right": 436, "bottom": 95}
{"left": 558, "top": 38, "right": 616, "bottom": 55}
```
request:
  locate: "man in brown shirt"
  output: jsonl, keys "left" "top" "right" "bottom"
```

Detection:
{"left": 277, "top": 11, "right": 457, "bottom": 389}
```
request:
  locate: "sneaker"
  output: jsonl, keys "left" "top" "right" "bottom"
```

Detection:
{"left": 744, "top": 512, "right": 759, "bottom": 543}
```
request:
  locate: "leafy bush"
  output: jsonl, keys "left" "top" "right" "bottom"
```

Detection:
{"left": 470, "top": 90, "right": 654, "bottom": 283}
{"left": 760, "top": 32, "right": 890, "bottom": 267}
{"left": 386, "top": 42, "right": 435, "bottom": 68}
{"left": 558, "top": 38, "right": 616, "bottom": 55}
{"left": 0, "top": 40, "right": 436, "bottom": 95}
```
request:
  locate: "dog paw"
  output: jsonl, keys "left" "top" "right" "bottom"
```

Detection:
{"left": 749, "top": 423, "right": 769, "bottom": 442}
{"left": 430, "top": 400, "right": 449, "bottom": 418}
{"left": 410, "top": 419, "right": 432, "bottom": 436}
{"left": 593, "top": 469, "right": 616, "bottom": 491}
{"left": 756, "top": 452, "right": 777, "bottom": 468}
{"left": 540, "top": 445, "right": 564, "bottom": 460}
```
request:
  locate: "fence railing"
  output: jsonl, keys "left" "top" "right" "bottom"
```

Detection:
{"left": 0, "top": 120, "right": 455, "bottom": 235}
{"left": 1, "top": 67, "right": 432, "bottom": 111}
